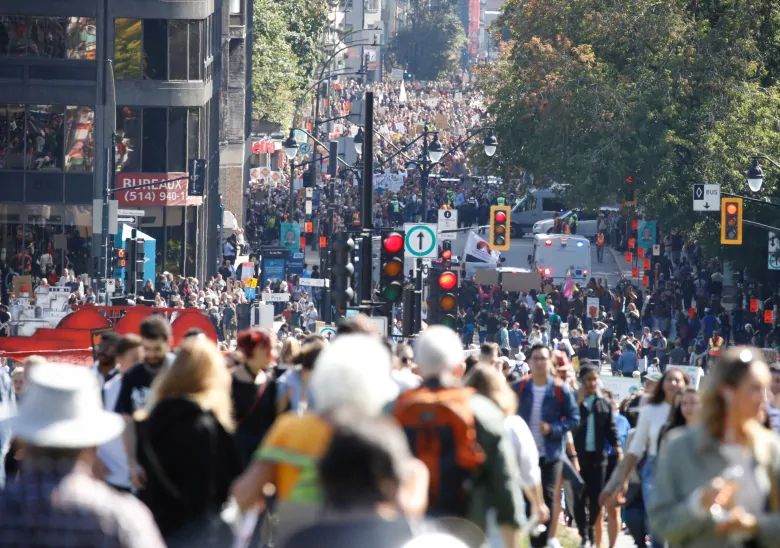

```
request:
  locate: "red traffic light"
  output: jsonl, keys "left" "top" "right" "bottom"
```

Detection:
{"left": 726, "top": 203, "right": 738, "bottom": 215}
{"left": 441, "top": 249, "right": 452, "bottom": 260}
{"left": 437, "top": 271, "right": 457, "bottom": 291}
{"left": 383, "top": 232, "right": 404, "bottom": 254}
{"left": 494, "top": 211, "right": 507, "bottom": 223}
{"left": 117, "top": 249, "right": 126, "bottom": 258}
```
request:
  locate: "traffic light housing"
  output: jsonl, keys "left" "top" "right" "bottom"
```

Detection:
{"left": 330, "top": 233, "right": 355, "bottom": 313}
{"left": 489, "top": 205, "right": 511, "bottom": 251}
{"left": 116, "top": 248, "right": 126, "bottom": 269}
{"left": 624, "top": 176, "right": 637, "bottom": 206}
{"left": 440, "top": 240, "right": 453, "bottom": 267}
{"left": 380, "top": 231, "right": 405, "bottom": 304}
{"left": 427, "top": 265, "right": 459, "bottom": 329}
{"left": 188, "top": 158, "right": 206, "bottom": 196}
{"left": 720, "top": 197, "right": 743, "bottom": 245}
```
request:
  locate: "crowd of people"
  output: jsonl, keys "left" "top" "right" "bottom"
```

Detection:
{"left": 1, "top": 308, "right": 780, "bottom": 548}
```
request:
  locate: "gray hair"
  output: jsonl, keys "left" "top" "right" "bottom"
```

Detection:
{"left": 413, "top": 326, "right": 464, "bottom": 379}
{"left": 311, "top": 334, "right": 398, "bottom": 416}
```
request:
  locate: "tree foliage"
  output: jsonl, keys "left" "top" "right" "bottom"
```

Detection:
{"left": 251, "top": 0, "right": 327, "bottom": 125}
{"left": 483, "top": 0, "right": 780, "bottom": 249}
{"left": 389, "top": 1, "right": 467, "bottom": 80}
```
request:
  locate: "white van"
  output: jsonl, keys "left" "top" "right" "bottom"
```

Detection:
{"left": 510, "top": 187, "right": 568, "bottom": 236}
{"left": 531, "top": 234, "right": 591, "bottom": 283}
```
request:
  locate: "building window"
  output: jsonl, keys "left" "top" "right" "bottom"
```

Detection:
{"left": 116, "top": 106, "right": 202, "bottom": 173}
{"left": 0, "top": 104, "right": 93, "bottom": 172}
{"left": 64, "top": 106, "right": 96, "bottom": 172}
{"left": 116, "top": 106, "right": 141, "bottom": 171}
{"left": 26, "top": 105, "right": 64, "bottom": 171}
{"left": 114, "top": 18, "right": 142, "bottom": 79}
{"left": 114, "top": 18, "right": 204, "bottom": 81}
{"left": 0, "top": 16, "right": 96, "bottom": 59}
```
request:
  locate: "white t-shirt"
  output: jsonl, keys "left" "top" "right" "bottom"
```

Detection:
{"left": 97, "top": 374, "right": 130, "bottom": 489}
{"left": 529, "top": 384, "right": 548, "bottom": 453}
{"left": 627, "top": 401, "right": 671, "bottom": 458}
{"left": 505, "top": 414, "right": 541, "bottom": 488}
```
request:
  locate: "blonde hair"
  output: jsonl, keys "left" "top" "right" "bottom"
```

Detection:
{"left": 137, "top": 338, "right": 235, "bottom": 431}
{"left": 465, "top": 365, "right": 517, "bottom": 416}
{"left": 280, "top": 337, "right": 301, "bottom": 365}
{"left": 701, "top": 346, "right": 767, "bottom": 439}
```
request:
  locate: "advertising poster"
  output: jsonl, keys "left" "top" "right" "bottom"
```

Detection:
{"left": 280, "top": 222, "right": 301, "bottom": 253}
{"left": 637, "top": 220, "right": 657, "bottom": 250}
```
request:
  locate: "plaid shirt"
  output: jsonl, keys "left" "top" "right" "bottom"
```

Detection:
{"left": 0, "top": 462, "right": 164, "bottom": 547}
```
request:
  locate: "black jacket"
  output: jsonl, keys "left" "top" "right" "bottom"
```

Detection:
{"left": 137, "top": 397, "right": 242, "bottom": 538}
{"left": 573, "top": 394, "right": 620, "bottom": 457}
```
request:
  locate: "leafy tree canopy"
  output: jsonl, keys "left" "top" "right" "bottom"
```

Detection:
{"left": 388, "top": 1, "right": 467, "bottom": 80}
{"left": 482, "top": 0, "right": 780, "bottom": 239}
{"left": 251, "top": 0, "right": 327, "bottom": 125}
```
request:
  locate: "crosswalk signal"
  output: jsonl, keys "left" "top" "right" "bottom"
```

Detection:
{"left": 380, "top": 231, "right": 405, "bottom": 304}
{"left": 489, "top": 205, "right": 511, "bottom": 251}
{"left": 331, "top": 233, "right": 355, "bottom": 313}
{"left": 624, "top": 176, "right": 637, "bottom": 206}
{"left": 427, "top": 265, "right": 459, "bottom": 329}
{"left": 720, "top": 197, "right": 743, "bottom": 245}
{"left": 440, "top": 240, "right": 453, "bottom": 267}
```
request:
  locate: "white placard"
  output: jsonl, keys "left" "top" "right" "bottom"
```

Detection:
{"left": 652, "top": 244, "right": 661, "bottom": 256}
{"left": 262, "top": 292, "right": 290, "bottom": 303}
{"left": 117, "top": 208, "right": 145, "bottom": 216}
{"left": 692, "top": 183, "right": 720, "bottom": 211}
{"left": 299, "top": 278, "right": 329, "bottom": 287}
{"left": 437, "top": 209, "right": 458, "bottom": 241}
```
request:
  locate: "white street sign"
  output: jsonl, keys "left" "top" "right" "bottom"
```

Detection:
{"left": 105, "top": 279, "right": 116, "bottom": 295}
{"left": 117, "top": 208, "right": 145, "bottom": 216}
{"left": 319, "top": 325, "right": 337, "bottom": 339}
{"left": 692, "top": 183, "right": 720, "bottom": 211}
{"left": 299, "top": 278, "right": 329, "bottom": 287}
{"left": 437, "top": 209, "right": 458, "bottom": 241}
{"left": 404, "top": 223, "right": 437, "bottom": 258}
{"left": 769, "top": 232, "right": 780, "bottom": 271}
{"left": 262, "top": 292, "right": 291, "bottom": 302}
{"left": 117, "top": 217, "right": 136, "bottom": 223}
{"left": 305, "top": 200, "right": 312, "bottom": 215}
{"left": 652, "top": 244, "right": 661, "bottom": 256}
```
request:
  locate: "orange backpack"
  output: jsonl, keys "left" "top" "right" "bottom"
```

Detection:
{"left": 393, "top": 386, "right": 486, "bottom": 517}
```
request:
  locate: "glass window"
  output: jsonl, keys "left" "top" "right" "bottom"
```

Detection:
{"left": 168, "top": 108, "right": 187, "bottom": 172}
{"left": 26, "top": 105, "right": 64, "bottom": 171}
{"left": 6, "top": 105, "right": 25, "bottom": 169}
{"left": 66, "top": 17, "right": 96, "bottom": 60}
{"left": 143, "top": 20, "right": 167, "bottom": 80}
{"left": 64, "top": 106, "right": 95, "bottom": 172}
{"left": 114, "top": 18, "right": 142, "bottom": 78}
{"left": 116, "top": 106, "right": 142, "bottom": 171}
{"left": 188, "top": 20, "right": 202, "bottom": 80}
{"left": 0, "top": 16, "right": 30, "bottom": 56}
{"left": 29, "top": 17, "right": 68, "bottom": 58}
{"left": 142, "top": 107, "right": 166, "bottom": 171}
{"left": 187, "top": 107, "right": 200, "bottom": 160}
{"left": 168, "top": 20, "right": 188, "bottom": 80}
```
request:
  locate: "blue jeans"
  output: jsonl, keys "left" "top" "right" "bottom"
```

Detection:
{"left": 642, "top": 456, "right": 663, "bottom": 548}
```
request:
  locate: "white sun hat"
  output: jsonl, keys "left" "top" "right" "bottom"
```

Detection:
{"left": 0, "top": 363, "right": 124, "bottom": 448}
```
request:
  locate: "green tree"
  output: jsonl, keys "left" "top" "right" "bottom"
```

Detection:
{"left": 251, "top": 0, "right": 327, "bottom": 126}
{"left": 483, "top": 0, "right": 780, "bottom": 245}
{"left": 389, "top": 2, "right": 466, "bottom": 80}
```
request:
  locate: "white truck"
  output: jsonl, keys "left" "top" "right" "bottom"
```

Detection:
{"left": 531, "top": 234, "right": 592, "bottom": 283}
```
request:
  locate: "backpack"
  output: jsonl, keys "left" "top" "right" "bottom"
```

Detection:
{"left": 514, "top": 375, "right": 565, "bottom": 407}
{"left": 393, "top": 386, "right": 486, "bottom": 517}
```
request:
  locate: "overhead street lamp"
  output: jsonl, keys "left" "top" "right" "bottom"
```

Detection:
{"left": 284, "top": 129, "right": 300, "bottom": 216}
{"left": 380, "top": 125, "right": 498, "bottom": 221}
{"left": 747, "top": 154, "right": 780, "bottom": 193}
